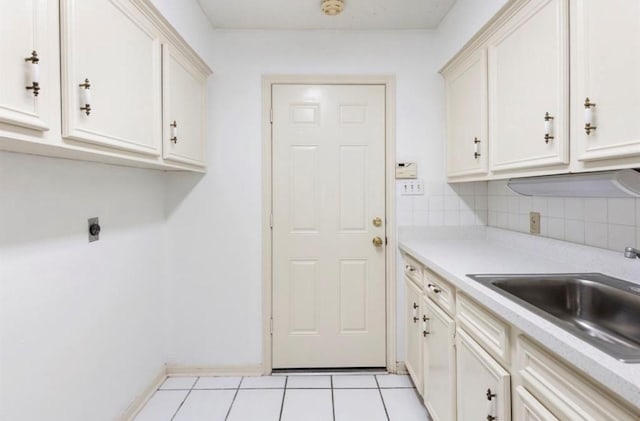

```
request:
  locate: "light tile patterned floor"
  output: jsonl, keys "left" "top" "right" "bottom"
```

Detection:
{"left": 134, "top": 373, "right": 430, "bottom": 421}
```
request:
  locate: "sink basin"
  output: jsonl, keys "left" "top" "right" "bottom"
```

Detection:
{"left": 467, "top": 273, "right": 640, "bottom": 362}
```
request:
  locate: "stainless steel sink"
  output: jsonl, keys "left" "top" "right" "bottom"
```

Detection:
{"left": 467, "top": 273, "right": 640, "bottom": 362}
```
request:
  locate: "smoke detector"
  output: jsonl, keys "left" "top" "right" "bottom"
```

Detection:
{"left": 321, "top": 0, "right": 344, "bottom": 16}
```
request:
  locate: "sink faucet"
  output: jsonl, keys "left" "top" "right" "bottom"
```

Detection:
{"left": 624, "top": 247, "right": 640, "bottom": 259}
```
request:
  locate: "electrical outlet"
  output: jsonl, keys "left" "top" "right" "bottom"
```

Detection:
{"left": 399, "top": 179, "right": 424, "bottom": 195}
{"left": 530, "top": 212, "right": 541, "bottom": 234}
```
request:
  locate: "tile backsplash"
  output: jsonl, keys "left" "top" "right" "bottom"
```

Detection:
{"left": 487, "top": 180, "right": 640, "bottom": 252}
{"left": 397, "top": 181, "right": 488, "bottom": 227}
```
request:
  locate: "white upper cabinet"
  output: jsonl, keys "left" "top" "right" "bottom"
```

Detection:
{"left": 488, "top": 0, "right": 569, "bottom": 173}
{"left": 162, "top": 44, "right": 207, "bottom": 167}
{"left": 60, "top": 0, "right": 162, "bottom": 156}
{"left": 444, "top": 48, "right": 489, "bottom": 179}
{"left": 0, "top": 0, "right": 53, "bottom": 132}
{"left": 571, "top": 0, "right": 640, "bottom": 168}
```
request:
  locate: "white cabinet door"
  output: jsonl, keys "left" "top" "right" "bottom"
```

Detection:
{"left": 162, "top": 44, "right": 207, "bottom": 167}
{"left": 405, "top": 277, "right": 422, "bottom": 394}
{"left": 488, "top": 0, "right": 569, "bottom": 173}
{"left": 0, "top": 0, "right": 52, "bottom": 131}
{"left": 60, "top": 0, "right": 162, "bottom": 156}
{"left": 571, "top": 0, "right": 640, "bottom": 166}
{"left": 422, "top": 297, "right": 456, "bottom": 421}
{"left": 445, "top": 48, "right": 488, "bottom": 179}
{"left": 456, "top": 328, "right": 510, "bottom": 421}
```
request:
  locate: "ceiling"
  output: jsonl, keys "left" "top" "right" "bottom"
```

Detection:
{"left": 197, "top": 0, "right": 457, "bottom": 30}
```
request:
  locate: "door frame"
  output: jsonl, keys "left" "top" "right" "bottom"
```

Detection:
{"left": 261, "top": 75, "right": 397, "bottom": 374}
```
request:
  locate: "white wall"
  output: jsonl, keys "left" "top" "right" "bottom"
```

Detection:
{"left": 164, "top": 0, "right": 507, "bottom": 368}
{"left": 0, "top": 2, "right": 216, "bottom": 419}
{"left": 0, "top": 152, "right": 167, "bottom": 421}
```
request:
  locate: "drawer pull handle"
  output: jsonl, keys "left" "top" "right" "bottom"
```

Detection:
{"left": 422, "top": 315, "right": 430, "bottom": 336}
{"left": 473, "top": 137, "right": 481, "bottom": 159}
{"left": 544, "top": 112, "right": 554, "bottom": 144}
{"left": 486, "top": 388, "right": 497, "bottom": 420}
{"left": 412, "top": 302, "right": 418, "bottom": 322}
{"left": 584, "top": 97, "right": 597, "bottom": 135}
{"left": 428, "top": 283, "right": 442, "bottom": 294}
{"left": 405, "top": 264, "right": 415, "bottom": 272}
{"left": 79, "top": 78, "right": 92, "bottom": 116}
{"left": 25, "top": 51, "right": 40, "bottom": 96}
{"left": 170, "top": 120, "right": 178, "bottom": 144}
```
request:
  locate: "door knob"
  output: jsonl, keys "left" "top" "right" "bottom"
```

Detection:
{"left": 372, "top": 217, "right": 382, "bottom": 227}
{"left": 372, "top": 236, "right": 383, "bottom": 247}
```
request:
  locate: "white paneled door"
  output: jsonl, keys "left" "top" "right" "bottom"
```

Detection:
{"left": 272, "top": 84, "right": 386, "bottom": 368}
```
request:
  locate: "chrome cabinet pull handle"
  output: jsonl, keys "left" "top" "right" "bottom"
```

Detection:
{"left": 474, "top": 137, "right": 481, "bottom": 159}
{"left": 544, "top": 112, "right": 554, "bottom": 144}
{"left": 79, "top": 79, "right": 91, "bottom": 116}
{"left": 25, "top": 51, "right": 40, "bottom": 96}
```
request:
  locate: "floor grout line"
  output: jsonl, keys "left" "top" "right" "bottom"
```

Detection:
{"left": 375, "top": 375, "right": 391, "bottom": 421}
{"left": 278, "top": 376, "right": 288, "bottom": 421}
{"left": 169, "top": 376, "right": 199, "bottom": 421}
{"left": 223, "top": 377, "right": 243, "bottom": 421}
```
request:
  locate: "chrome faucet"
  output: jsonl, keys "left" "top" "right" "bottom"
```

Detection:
{"left": 624, "top": 247, "right": 640, "bottom": 259}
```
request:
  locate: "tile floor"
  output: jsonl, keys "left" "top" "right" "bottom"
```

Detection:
{"left": 134, "top": 373, "right": 430, "bottom": 421}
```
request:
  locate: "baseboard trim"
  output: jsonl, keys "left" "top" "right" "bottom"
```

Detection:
{"left": 166, "top": 364, "right": 264, "bottom": 377}
{"left": 120, "top": 368, "right": 167, "bottom": 421}
{"left": 395, "top": 361, "right": 408, "bottom": 374}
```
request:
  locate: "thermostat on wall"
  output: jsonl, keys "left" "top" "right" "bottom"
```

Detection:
{"left": 396, "top": 162, "right": 417, "bottom": 179}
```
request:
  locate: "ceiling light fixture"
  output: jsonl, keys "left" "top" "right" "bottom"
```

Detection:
{"left": 321, "top": 0, "right": 344, "bottom": 16}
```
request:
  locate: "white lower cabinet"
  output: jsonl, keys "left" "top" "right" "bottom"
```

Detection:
{"left": 405, "top": 276, "right": 423, "bottom": 395}
{"left": 403, "top": 252, "right": 640, "bottom": 420}
{"left": 514, "top": 386, "right": 558, "bottom": 421}
{"left": 456, "top": 328, "right": 511, "bottom": 421}
{"left": 422, "top": 297, "right": 456, "bottom": 421}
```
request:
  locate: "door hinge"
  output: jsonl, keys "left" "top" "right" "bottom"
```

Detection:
{"left": 269, "top": 108, "right": 273, "bottom": 124}
{"left": 269, "top": 318, "right": 273, "bottom": 334}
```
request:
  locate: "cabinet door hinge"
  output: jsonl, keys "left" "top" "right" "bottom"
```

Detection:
{"left": 385, "top": 237, "right": 388, "bottom": 246}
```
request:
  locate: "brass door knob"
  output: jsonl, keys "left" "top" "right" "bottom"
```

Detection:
{"left": 372, "top": 217, "right": 382, "bottom": 227}
{"left": 372, "top": 236, "right": 383, "bottom": 247}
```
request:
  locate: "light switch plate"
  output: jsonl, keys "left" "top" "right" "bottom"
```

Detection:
{"left": 396, "top": 162, "right": 417, "bottom": 179}
{"left": 399, "top": 179, "right": 424, "bottom": 195}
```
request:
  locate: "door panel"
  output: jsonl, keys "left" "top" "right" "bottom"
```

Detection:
{"left": 405, "top": 277, "right": 422, "bottom": 393}
{"left": 60, "top": 0, "right": 161, "bottom": 155}
{"left": 0, "top": 0, "right": 50, "bottom": 131}
{"left": 488, "top": 0, "right": 569, "bottom": 172}
{"left": 423, "top": 297, "right": 456, "bottom": 421}
{"left": 446, "top": 48, "right": 488, "bottom": 178}
{"left": 571, "top": 0, "right": 640, "bottom": 163}
{"left": 162, "top": 44, "right": 207, "bottom": 166}
{"left": 272, "top": 84, "right": 386, "bottom": 368}
{"left": 456, "top": 328, "right": 511, "bottom": 421}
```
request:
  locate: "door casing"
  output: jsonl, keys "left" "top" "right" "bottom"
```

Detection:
{"left": 261, "top": 75, "right": 397, "bottom": 374}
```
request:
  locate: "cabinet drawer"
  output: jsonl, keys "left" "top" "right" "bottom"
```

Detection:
{"left": 514, "top": 386, "right": 558, "bottom": 421}
{"left": 424, "top": 269, "right": 455, "bottom": 316}
{"left": 517, "top": 336, "right": 639, "bottom": 421}
{"left": 403, "top": 254, "right": 423, "bottom": 286}
{"left": 456, "top": 292, "right": 510, "bottom": 365}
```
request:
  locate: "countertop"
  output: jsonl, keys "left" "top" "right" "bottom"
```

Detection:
{"left": 398, "top": 226, "right": 640, "bottom": 408}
